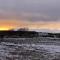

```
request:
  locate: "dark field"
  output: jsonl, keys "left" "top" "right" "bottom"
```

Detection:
{"left": 0, "top": 37, "right": 60, "bottom": 60}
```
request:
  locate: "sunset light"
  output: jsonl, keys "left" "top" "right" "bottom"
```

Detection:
{"left": 0, "top": 0, "right": 60, "bottom": 60}
{"left": 0, "top": 28, "right": 9, "bottom": 31}
{"left": 0, "top": 21, "right": 60, "bottom": 31}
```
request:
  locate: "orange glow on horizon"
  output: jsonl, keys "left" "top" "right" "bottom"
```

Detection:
{"left": 0, "top": 27, "right": 10, "bottom": 30}
{"left": 0, "top": 19, "right": 60, "bottom": 30}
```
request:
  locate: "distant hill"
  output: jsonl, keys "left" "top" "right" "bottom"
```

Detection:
{"left": 0, "top": 30, "right": 38, "bottom": 38}
{"left": 0, "top": 29, "right": 60, "bottom": 38}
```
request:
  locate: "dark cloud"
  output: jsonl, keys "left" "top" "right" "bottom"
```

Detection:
{"left": 0, "top": 0, "right": 60, "bottom": 22}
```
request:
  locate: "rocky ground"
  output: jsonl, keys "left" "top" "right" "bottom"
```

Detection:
{"left": 0, "top": 37, "right": 60, "bottom": 60}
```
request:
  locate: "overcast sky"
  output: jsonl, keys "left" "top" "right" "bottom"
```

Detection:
{"left": 0, "top": 0, "right": 59, "bottom": 22}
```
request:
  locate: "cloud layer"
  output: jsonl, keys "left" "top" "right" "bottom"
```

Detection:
{"left": 0, "top": 0, "right": 59, "bottom": 22}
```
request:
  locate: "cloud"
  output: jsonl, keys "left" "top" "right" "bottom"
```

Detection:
{"left": 10, "top": 12, "right": 59, "bottom": 22}
{"left": 0, "top": 0, "right": 60, "bottom": 22}
{"left": 0, "top": 10, "right": 59, "bottom": 22}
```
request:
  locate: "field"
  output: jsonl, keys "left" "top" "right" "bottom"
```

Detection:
{"left": 0, "top": 37, "right": 60, "bottom": 60}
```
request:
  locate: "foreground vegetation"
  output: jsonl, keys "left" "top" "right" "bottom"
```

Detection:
{"left": 0, "top": 41, "right": 60, "bottom": 60}
{"left": 0, "top": 30, "right": 60, "bottom": 60}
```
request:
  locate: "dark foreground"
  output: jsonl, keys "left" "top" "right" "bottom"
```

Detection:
{"left": 0, "top": 38, "right": 60, "bottom": 60}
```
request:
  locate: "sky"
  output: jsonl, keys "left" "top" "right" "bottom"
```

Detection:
{"left": 0, "top": 0, "right": 60, "bottom": 31}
